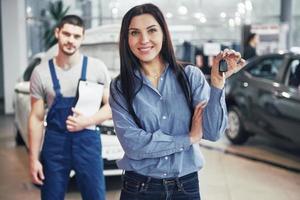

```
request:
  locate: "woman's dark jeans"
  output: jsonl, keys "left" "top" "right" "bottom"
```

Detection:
{"left": 120, "top": 171, "right": 200, "bottom": 200}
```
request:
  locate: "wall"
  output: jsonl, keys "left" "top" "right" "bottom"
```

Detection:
{"left": 0, "top": 0, "right": 3, "bottom": 100}
{"left": 1, "top": 0, "right": 27, "bottom": 114}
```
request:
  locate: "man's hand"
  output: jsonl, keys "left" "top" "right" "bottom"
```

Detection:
{"left": 66, "top": 108, "right": 91, "bottom": 132}
{"left": 28, "top": 97, "right": 45, "bottom": 185}
{"left": 211, "top": 49, "right": 246, "bottom": 89}
{"left": 29, "top": 159, "right": 44, "bottom": 185}
{"left": 189, "top": 101, "right": 207, "bottom": 144}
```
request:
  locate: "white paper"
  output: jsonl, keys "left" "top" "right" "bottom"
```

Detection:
{"left": 74, "top": 80, "right": 104, "bottom": 130}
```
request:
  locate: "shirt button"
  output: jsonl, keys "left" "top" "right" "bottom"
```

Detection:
{"left": 164, "top": 156, "right": 168, "bottom": 160}
{"left": 163, "top": 173, "right": 167, "bottom": 176}
{"left": 179, "top": 147, "right": 184, "bottom": 151}
{"left": 162, "top": 116, "right": 167, "bottom": 119}
{"left": 160, "top": 97, "right": 163, "bottom": 100}
{"left": 160, "top": 78, "right": 164, "bottom": 81}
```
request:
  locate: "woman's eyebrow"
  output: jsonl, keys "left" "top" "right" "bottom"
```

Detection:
{"left": 146, "top": 25, "right": 157, "bottom": 29}
{"left": 129, "top": 24, "right": 158, "bottom": 31}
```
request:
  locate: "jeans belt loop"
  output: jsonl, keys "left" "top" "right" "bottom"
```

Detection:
{"left": 121, "top": 170, "right": 126, "bottom": 182}
{"left": 121, "top": 170, "right": 126, "bottom": 189}
{"left": 142, "top": 176, "right": 151, "bottom": 191}
{"left": 146, "top": 176, "right": 151, "bottom": 184}
{"left": 175, "top": 177, "right": 182, "bottom": 191}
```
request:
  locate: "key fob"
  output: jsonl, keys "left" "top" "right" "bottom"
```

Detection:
{"left": 219, "top": 59, "right": 228, "bottom": 72}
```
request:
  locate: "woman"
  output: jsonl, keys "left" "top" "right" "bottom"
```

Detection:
{"left": 109, "top": 3, "right": 245, "bottom": 200}
{"left": 243, "top": 33, "right": 259, "bottom": 60}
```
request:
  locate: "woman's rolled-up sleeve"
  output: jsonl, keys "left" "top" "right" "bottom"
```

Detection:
{"left": 187, "top": 66, "right": 228, "bottom": 141}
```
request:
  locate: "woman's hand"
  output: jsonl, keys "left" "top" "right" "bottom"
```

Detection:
{"left": 211, "top": 49, "right": 246, "bottom": 89}
{"left": 189, "top": 101, "right": 207, "bottom": 144}
{"left": 66, "top": 108, "right": 92, "bottom": 132}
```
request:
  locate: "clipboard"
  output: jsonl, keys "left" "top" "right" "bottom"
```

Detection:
{"left": 74, "top": 79, "right": 104, "bottom": 130}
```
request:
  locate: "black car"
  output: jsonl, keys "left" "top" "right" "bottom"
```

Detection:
{"left": 225, "top": 53, "right": 300, "bottom": 146}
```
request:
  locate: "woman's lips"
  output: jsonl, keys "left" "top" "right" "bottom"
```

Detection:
{"left": 138, "top": 46, "right": 153, "bottom": 53}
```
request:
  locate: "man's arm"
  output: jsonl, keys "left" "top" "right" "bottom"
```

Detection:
{"left": 28, "top": 97, "right": 45, "bottom": 185}
{"left": 66, "top": 88, "right": 112, "bottom": 132}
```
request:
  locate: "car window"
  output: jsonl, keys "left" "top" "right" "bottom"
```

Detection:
{"left": 287, "top": 59, "right": 300, "bottom": 89}
{"left": 247, "top": 57, "right": 283, "bottom": 81}
{"left": 23, "top": 57, "right": 42, "bottom": 81}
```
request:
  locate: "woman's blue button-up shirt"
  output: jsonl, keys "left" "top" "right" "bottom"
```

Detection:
{"left": 109, "top": 65, "right": 227, "bottom": 178}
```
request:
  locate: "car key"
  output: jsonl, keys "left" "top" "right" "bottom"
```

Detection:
{"left": 219, "top": 59, "right": 228, "bottom": 72}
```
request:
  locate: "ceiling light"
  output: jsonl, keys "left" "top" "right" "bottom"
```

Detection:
{"left": 220, "top": 12, "right": 226, "bottom": 18}
{"left": 166, "top": 12, "right": 173, "bottom": 19}
{"left": 178, "top": 5, "right": 188, "bottom": 15}
{"left": 235, "top": 17, "right": 241, "bottom": 26}
{"left": 228, "top": 18, "right": 235, "bottom": 27}
{"left": 238, "top": 2, "right": 246, "bottom": 14}
{"left": 200, "top": 17, "right": 207, "bottom": 23}
{"left": 194, "top": 12, "right": 204, "bottom": 19}
{"left": 26, "top": 6, "right": 32, "bottom": 16}
{"left": 112, "top": 7, "right": 118, "bottom": 15}
{"left": 245, "top": 0, "right": 253, "bottom": 11}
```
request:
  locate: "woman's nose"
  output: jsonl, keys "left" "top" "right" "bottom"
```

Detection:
{"left": 140, "top": 33, "right": 150, "bottom": 44}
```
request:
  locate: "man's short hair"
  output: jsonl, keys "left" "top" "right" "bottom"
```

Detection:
{"left": 57, "top": 15, "right": 85, "bottom": 30}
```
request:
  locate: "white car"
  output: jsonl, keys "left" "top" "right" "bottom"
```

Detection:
{"left": 13, "top": 24, "right": 124, "bottom": 176}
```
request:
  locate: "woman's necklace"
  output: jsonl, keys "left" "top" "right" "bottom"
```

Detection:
{"left": 147, "top": 72, "right": 160, "bottom": 79}
{"left": 145, "top": 66, "right": 165, "bottom": 80}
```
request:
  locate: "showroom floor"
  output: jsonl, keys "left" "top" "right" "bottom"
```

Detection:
{"left": 0, "top": 114, "right": 299, "bottom": 200}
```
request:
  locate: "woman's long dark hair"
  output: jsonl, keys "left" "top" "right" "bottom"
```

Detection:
{"left": 111, "top": 3, "right": 192, "bottom": 128}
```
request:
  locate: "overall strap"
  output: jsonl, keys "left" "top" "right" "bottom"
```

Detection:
{"left": 48, "top": 59, "right": 61, "bottom": 96}
{"left": 80, "top": 56, "right": 88, "bottom": 81}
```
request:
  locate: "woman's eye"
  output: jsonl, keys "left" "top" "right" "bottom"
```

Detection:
{"left": 130, "top": 31, "right": 139, "bottom": 36}
{"left": 149, "top": 28, "right": 157, "bottom": 33}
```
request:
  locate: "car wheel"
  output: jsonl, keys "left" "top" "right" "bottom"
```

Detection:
{"left": 225, "top": 106, "right": 250, "bottom": 144}
{"left": 15, "top": 129, "right": 25, "bottom": 146}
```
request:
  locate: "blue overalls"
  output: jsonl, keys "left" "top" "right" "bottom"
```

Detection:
{"left": 40, "top": 56, "right": 105, "bottom": 200}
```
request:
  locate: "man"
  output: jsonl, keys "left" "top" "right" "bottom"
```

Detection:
{"left": 28, "top": 15, "right": 111, "bottom": 200}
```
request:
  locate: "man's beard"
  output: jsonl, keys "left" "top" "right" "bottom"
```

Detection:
{"left": 59, "top": 43, "right": 77, "bottom": 56}
{"left": 62, "top": 49, "right": 77, "bottom": 56}
{"left": 61, "top": 47, "right": 77, "bottom": 56}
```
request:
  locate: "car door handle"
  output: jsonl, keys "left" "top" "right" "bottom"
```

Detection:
{"left": 241, "top": 82, "right": 248, "bottom": 88}
{"left": 274, "top": 91, "right": 291, "bottom": 99}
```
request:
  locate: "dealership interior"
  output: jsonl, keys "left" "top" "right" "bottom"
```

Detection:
{"left": 0, "top": 0, "right": 300, "bottom": 200}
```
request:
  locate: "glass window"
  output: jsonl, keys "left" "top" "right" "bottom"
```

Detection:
{"left": 23, "top": 57, "right": 42, "bottom": 81}
{"left": 247, "top": 57, "right": 283, "bottom": 80}
{"left": 287, "top": 59, "right": 300, "bottom": 89}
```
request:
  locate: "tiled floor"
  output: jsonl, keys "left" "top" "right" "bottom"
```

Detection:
{"left": 0, "top": 114, "right": 300, "bottom": 200}
{"left": 199, "top": 148, "right": 300, "bottom": 200}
